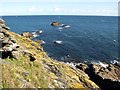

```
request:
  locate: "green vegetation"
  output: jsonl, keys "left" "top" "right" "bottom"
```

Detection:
{"left": 1, "top": 28, "right": 99, "bottom": 89}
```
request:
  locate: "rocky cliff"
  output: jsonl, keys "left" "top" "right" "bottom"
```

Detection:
{"left": 0, "top": 18, "right": 120, "bottom": 90}
{"left": 0, "top": 18, "right": 99, "bottom": 89}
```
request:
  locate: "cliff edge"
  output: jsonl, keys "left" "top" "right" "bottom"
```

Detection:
{"left": 0, "top": 18, "right": 99, "bottom": 89}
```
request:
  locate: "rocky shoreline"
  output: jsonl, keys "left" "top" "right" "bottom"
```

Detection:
{"left": 74, "top": 62, "right": 120, "bottom": 89}
{"left": 0, "top": 18, "right": 120, "bottom": 89}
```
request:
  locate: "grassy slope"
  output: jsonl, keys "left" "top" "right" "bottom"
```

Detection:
{"left": 2, "top": 30, "right": 99, "bottom": 89}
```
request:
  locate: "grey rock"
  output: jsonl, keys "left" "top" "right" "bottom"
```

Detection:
{"left": 2, "top": 37, "right": 10, "bottom": 44}
{"left": 3, "top": 46, "right": 13, "bottom": 51}
{"left": 0, "top": 33, "right": 4, "bottom": 39}
{"left": 12, "top": 51, "right": 19, "bottom": 59}
{"left": 0, "top": 26, "right": 2, "bottom": 29}
{"left": 0, "top": 18, "right": 5, "bottom": 23}
{"left": 2, "top": 25, "right": 10, "bottom": 30}
{"left": 11, "top": 39, "right": 16, "bottom": 43}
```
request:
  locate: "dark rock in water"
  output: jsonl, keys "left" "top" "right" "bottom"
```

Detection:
{"left": 21, "top": 32, "right": 33, "bottom": 38}
{"left": 33, "top": 30, "right": 43, "bottom": 35}
{"left": 51, "top": 22, "right": 61, "bottom": 26}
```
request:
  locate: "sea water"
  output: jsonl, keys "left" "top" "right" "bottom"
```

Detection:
{"left": 2, "top": 15, "right": 118, "bottom": 62}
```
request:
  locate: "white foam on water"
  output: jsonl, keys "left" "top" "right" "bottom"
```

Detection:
{"left": 98, "top": 61, "right": 108, "bottom": 68}
{"left": 110, "top": 60, "right": 119, "bottom": 64}
{"left": 33, "top": 34, "right": 39, "bottom": 38}
{"left": 54, "top": 40, "right": 62, "bottom": 44}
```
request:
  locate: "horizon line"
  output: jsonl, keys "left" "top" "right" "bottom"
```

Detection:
{"left": 1, "top": 14, "right": 118, "bottom": 17}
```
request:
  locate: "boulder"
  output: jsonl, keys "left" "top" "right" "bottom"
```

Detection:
{"left": 0, "top": 33, "right": 4, "bottom": 39}
{"left": 51, "top": 22, "right": 60, "bottom": 26}
{"left": 0, "top": 18, "right": 5, "bottom": 24}
{"left": 2, "top": 25, "right": 10, "bottom": 30}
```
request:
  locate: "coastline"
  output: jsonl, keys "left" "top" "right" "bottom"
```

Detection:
{"left": 2, "top": 15, "right": 118, "bottom": 62}
{"left": 0, "top": 18, "right": 120, "bottom": 89}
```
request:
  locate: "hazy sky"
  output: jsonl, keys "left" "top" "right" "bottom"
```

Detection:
{"left": 0, "top": 0, "right": 119, "bottom": 16}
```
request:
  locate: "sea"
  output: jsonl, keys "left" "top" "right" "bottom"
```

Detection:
{"left": 2, "top": 15, "right": 118, "bottom": 63}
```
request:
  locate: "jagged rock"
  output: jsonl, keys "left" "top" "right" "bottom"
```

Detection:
{"left": 76, "top": 62, "right": 120, "bottom": 90}
{"left": 115, "top": 62, "right": 120, "bottom": 67}
{"left": 2, "top": 37, "right": 10, "bottom": 44}
{"left": 91, "top": 63, "right": 120, "bottom": 89}
{"left": 2, "top": 25, "right": 10, "bottom": 30}
{"left": 3, "top": 43, "right": 19, "bottom": 51}
{"left": 92, "top": 63, "right": 120, "bottom": 81}
{"left": 51, "top": 22, "right": 61, "bottom": 26}
{"left": 76, "top": 63, "right": 89, "bottom": 71}
{"left": 0, "top": 18, "right": 10, "bottom": 30}
{"left": 11, "top": 39, "right": 16, "bottom": 43}
{"left": 47, "top": 64, "right": 62, "bottom": 77}
{"left": 3, "top": 46, "right": 13, "bottom": 51}
{"left": 21, "top": 32, "right": 33, "bottom": 38}
{"left": 0, "top": 18, "right": 5, "bottom": 24}
{"left": 0, "top": 27, "right": 20, "bottom": 59}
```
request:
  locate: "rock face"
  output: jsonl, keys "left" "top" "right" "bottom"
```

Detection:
{"left": 0, "top": 18, "right": 10, "bottom": 30}
{"left": 76, "top": 62, "right": 120, "bottom": 90}
{"left": 0, "top": 18, "right": 99, "bottom": 89}
{"left": 51, "top": 22, "right": 61, "bottom": 26}
{"left": 0, "top": 19, "right": 20, "bottom": 59}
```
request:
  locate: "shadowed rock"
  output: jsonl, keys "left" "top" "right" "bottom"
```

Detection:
{"left": 76, "top": 62, "right": 120, "bottom": 90}
{"left": 51, "top": 22, "right": 61, "bottom": 26}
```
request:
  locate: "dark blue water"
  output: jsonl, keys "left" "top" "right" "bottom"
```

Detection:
{"left": 2, "top": 15, "right": 118, "bottom": 62}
